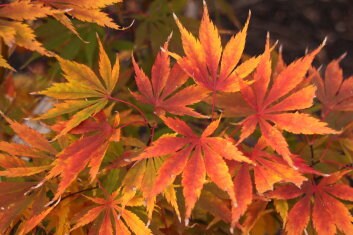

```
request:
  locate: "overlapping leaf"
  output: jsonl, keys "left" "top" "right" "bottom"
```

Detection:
{"left": 269, "top": 170, "right": 353, "bottom": 235}
{"left": 132, "top": 37, "right": 208, "bottom": 117}
{"left": 171, "top": 1, "right": 259, "bottom": 92}
{"left": 238, "top": 37, "right": 337, "bottom": 166}
{"left": 313, "top": 54, "right": 353, "bottom": 115}
{"left": 134, "top": 116, "right": 252, "bottom": 223}
{"left": 38, "top": 37, "right": 120, "bottom": 138}
{"left": 71, "top": 187, "right": 152, "bottom": 235}
{"left": 230, "top": 138, "right": 306, "bottom": 228}
{"left": 45, "top": 111, "right": 120, "bottom": 200}
{"left": 0, "top": 112, "right": 56, "bottom": 177}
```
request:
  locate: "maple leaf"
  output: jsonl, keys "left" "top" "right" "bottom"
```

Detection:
{"left": 230, "top": 138, "right": 306, "bottom": 228}
{"left": 134, "top": 116, "right": 252, "bottom": 223}
{"left": 0, "top": 0, "right": 58, "bottom": 21}
{"left": 37, "top": 36, "right": 120, "bottom": 138}
{"left": 45, "top": 111, "right": 120, "bottom": 200}
{"left": 71, "top": 187, "right": 152, "bottom": 235}
{"left": 120, "top": 158, "right": 181, "bottom": 222}
{"left": 0, "top": 112, "right": 56, "bottom": 177}
{"left": 132, "top": 36, "right": 209, "bottom": 117}
{"left": 43, "top": 0, "right": 124, "bottom": 38}
{"left": 312, "top": 53, "right": 353, "bottom": 116}
{"left": 269, "top": 170, "right": 353, "bottom": 235}
{"left": 171, "top": 1, "right": 259, "bottom": 93}
{"left": 238, "top": 36, "right": 338, "bottom": 166}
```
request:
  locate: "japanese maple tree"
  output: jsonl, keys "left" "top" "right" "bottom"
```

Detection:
{"left": 1, "top": 1, "right": 353, "bottom": 235}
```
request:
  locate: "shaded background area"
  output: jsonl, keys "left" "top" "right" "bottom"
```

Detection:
{"left": 125, "top": 0, "right": 353, "bottom": 74}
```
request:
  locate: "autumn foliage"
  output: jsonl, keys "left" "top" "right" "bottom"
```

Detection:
{"left": 1, "top": 0, "right": 353, "bottom": 234}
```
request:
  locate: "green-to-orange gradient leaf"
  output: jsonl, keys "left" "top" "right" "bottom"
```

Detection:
{"left": 171, "top": 1, "right": 259, "bottom": 92}
{"left": 238, "top": 36, "right": 338, "bottom": 166}
{"left": 71, "top": 187, "right": 152, "bottom": 235}
{"left": 132, "top": 37, "right": 209, "bottom": 117}
{"left": 313, "top": 54, "right": 353, "bottom": 115}
{"left": 134, "top": 116, "right": 252, "bottom": 223}
{"left": 269, "top": 170, "right": 353, "bottom": 235}
{"left": 37, "top": 36, "right": 120, "bottom": 138}
{"left": 45, "top": 111, "right": 120, "bottom": 200}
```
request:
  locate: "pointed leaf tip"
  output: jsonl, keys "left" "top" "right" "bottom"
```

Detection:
{"left": 172, "top": 12, "right": 178, "bottom": 21}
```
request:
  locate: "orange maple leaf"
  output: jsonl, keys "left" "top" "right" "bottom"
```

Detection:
{"left": 134, "top": 116, "right": 252, "bottom": 223}
{"left": 230, "top": 138, "right": 306, "bottom": 228}
{"left": 45, "top": 111, "right": 120, "bottom": 200}
{"left": 313, "top": 54, "right": 353, "bottom": 116}
{"left": 269, "top": 170, "right": 353, "bottom": 235}
{"left": 71, "top": 187, "right": 152, "bottom": 235}
{"left": 171, "top": 1, "right": 258, "bottom": 93}
{"left": 132, "top": 37, "right": 209, "bottom": 117}
{"left": 238, "top": 36, "right": 338, "bottom": 166}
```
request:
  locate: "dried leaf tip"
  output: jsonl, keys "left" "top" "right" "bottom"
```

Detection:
{"left": 172, "top": 12, "right": 178, "bottom": 21}
{"left": 203, "top": 0, "right": 207, "bottom": 6}
{"left": 185, "top": 218, "right": 189, "bottom": 226}
{"left": 230, "top": 227, "right": 234, "bottom": 234}
{"left": 167, "top": 31, "right": 173, "bottom": 41}
{"left": 322, "top": 36, "right": 328, "bottom": 46}
{"left": 338, "top": 52, "right": 348, "bottom": 61}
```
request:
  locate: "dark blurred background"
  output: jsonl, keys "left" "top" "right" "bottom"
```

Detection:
{"left": 125, "top": 0, "right": 353, "bottom": 75}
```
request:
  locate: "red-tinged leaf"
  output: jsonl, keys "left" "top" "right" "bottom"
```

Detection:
{"left": 312, "top": 192, "right": 336, "bottom": 235}
{"left": 46, "top": 114, "right": 119, "bottom": 199}
{"left": 258, "top": 119, "right": 292, "bottom": 166}
{"left": 203, "top": 145, "right": 236, "bottom": 204}
{"left": 265, "top": 113, "right": 339, "bottom": 135}
{"left": 268, "top": 184, "right": 303, "bottom": 200}
{"left": 202, "top": 117, "right": 221, "bottom": 137}
{"left": 220, "top": 14, "right": 250, "bottom": 79}
{"left": 0, "top": 113, "right": 56, "bottom": 154}
{"left": 172, "top": 3, "right": 256, "bottom": 92}
{"left": 232, "top": 164, "right": 252, "bottom": 226}
{"left": 253, "top": 34, "right": 271, "bottom": 107}
{"left": 265, "top": 85, "right": 316, "bottom": 113}
{"left": 160, "top": 116, "right": 196, "bottom": 137}
{"left": 132, "top": 55, "right": 154, "bottom": 102}
{"left": 199, "top": 1, "right": 222, "bottom": 79}
{"left": 137, "top": 135, "right": 189, "bottom": 160}
{"left": 264, "top": 43, "right": 324, "bottom": 107}
{"left": 318, "top": 192, "right": 353, "bottom": 234}
{"left": 238, "top": 116, "right": 257, "bottom": 144}
{"left": 99, "top": 211, "right": 113, "bottom": 235}
{"left": 19, "top": 203, "right": 57, "bottom": 235}
{"left": 327, "top": 184, "right": 353, "bottom": 201}
{"left": 313, "top": 55, "right": 353, "bottom": 113}
{"left": 238, "top": 39, "right": 337, "bottom": 165}
{"left": 138, "top": 116, "right": 251, "bottom": 218}
{"left": 0, "top": 142, "right": 47, "bottom": 158}
{"left": 150, "top": 147, "right": 191, "bottom": 197}
{"left": 285, "top": 195, "right": 311, "bottom": 235}
{"left": 182, "top": 146, "right": 206, "bottom": 219}
{"left": 71, "top": 206, "right": 104, "bottom": 231}
{"left": 132, "top": 40, "right": 207, "bottom": 117}
{"left": 206, "top": 137, "right": 252, "bottom": 163}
